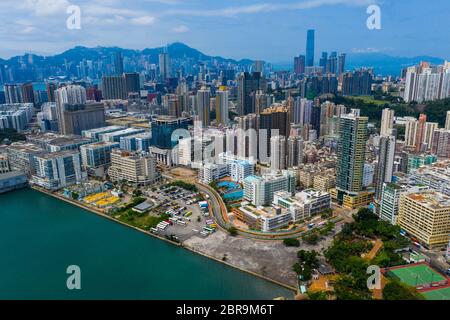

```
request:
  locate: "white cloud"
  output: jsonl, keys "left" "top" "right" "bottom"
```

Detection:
{"left": 160, "top": 0, "right": 376, "bottom": 17}
{"left": 130, "top": 15, "right": 156, "bottom": 26}
{"left": 20, "top": 0, "right": 71, "bottom": 16}
{"left": 172, "top": 25, "right": 189, "bottom": 33}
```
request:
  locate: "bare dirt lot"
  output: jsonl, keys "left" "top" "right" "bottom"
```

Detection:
{"left": 183, "top": 230, "right": 299, "bottom": 288}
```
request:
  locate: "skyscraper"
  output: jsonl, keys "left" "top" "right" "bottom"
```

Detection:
{"left": 150, "top": 116, "right": 191, "bottom": 150}
{"left": 4, "top": 84, "right": 23, "bottom": 104}
{"left": 414, "top": 114, "right": 427, "bottom": 153}
{"left": 113, "top": 52, "right": 124, "bottom": 75}
{"left": 46, "top": 83, "right": 57, "bottom": 103}
{"left": 338, "top": 53, "right": 346, "bottom": 75}
{"left": 55, "top": 85, "right": 87, "bottom": 130}
{"left": 306, "top": 29, "right": 315, "bottom": 67}
{"left": 55, "top": 85, "right": 105, "bottom": 135}
{"left": 124, "top": 72, "right": 141, "bottom": 94}
{"left": 341, "top": 69, "right": 373, "bottom": 96}
{"left": 319, "top": 52, "right": 328, "bottom": 71}
{"left": 270, "top": 136, "right": 286, "bottom": 171}
{"left": 446, "top": 111, "right": 450, "bottom": 130}
{"left": 21, "top": 83, "right": 35, "bottom": 104}
{"left": 237, "top": 72, "right": 267, "bottom": 116}
{"left": 259, "top": 106, "right": 289, "bottom": 158}
{"left": 375, "top": 135, "right": 396, "bottom": 201}
{"left": 294, "top": 55, "right": 306, "bottom": 75}
{"left": 336, "top": 109, "right": 368, "bottom": 201}
{"left": 380, "top": 108, "right": 395, "bottom": 136}
{"left": 58, "top": 103, "right": 106, "bottom": 136}
{"left": 196, "top": 86, "right": 211, "bottom": 127}
{"left": 287, "top": 136, "right": 304, "bottom": 168}
{"left": 102, "top": 75, "right": 127, "bottom": 100}
{"left": 253, "top": 61, "right": 264, "bottom": 74}
{"left": 159, "top": 50, "right": 170, "bottom": 80}
{"left": 216, "top": 86, "right": 229, "bottom": 125}
{"left": 403, "top": 62, "right": 450, "bottom": 103}
{"left": 167, "top": 95, "right": 181, "bottom": 118}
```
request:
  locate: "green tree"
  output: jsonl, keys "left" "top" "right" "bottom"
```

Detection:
{"left": 303, "top": 233, "right": 320, "bottom": 245}
{"left": 227, "top": 226, "right": 238, "bottom": 236}
{"left": 283, "top": 238, "right": 300, "bottom": 247}
{"left": 307, "top": 291, "right": 329, "bottom": 300}
{"left": 383, "top": 281, "right": 424, "bottom": 300}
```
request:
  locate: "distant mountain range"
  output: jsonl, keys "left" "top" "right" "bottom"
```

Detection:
{"left": 0, "top": 42, "right": 447, "bottom": 78}
{"left": 0, "top": 42, "right": 253, "bottom": 69}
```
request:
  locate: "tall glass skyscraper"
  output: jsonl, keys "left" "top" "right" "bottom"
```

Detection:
{"left": 151, "top": 116, "right": 191, "bottom": 149}
{"left": 306, "top": 29, "right": 315, "bottom": 67}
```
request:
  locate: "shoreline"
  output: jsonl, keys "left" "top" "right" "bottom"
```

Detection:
{"left": 30, "top": 186, "right": 297, "bottom": 295}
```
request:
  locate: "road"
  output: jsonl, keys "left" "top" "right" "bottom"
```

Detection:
{"left": 196, "top": 182, "right": 346, "bottom": 241}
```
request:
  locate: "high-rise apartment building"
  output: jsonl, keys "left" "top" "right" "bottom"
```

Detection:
{"left": 270, "top": 136, "right": 286, "bottom": 171}
{"left": 335, "top": 109, "right": 368, "bottom": 203}
{"left": 338, "top": 53, "right": 346, "bottom": 75}
{"left": 259, "top": 105, "right": 289, "bottom": 159}
{"left": 404, "top": 62, "right": 450, "bottom": 103}
{"left": 196, "top": 86, "right": 211, "bottom": 127}
{"left": 4, "top": 84, "right": 23, "bottom": 104}
{"left": 216, "top": 86, "right": 229, "bottom": 125}
{"left": 445, "top": 111, "right": 450, "bottom": 130}
{"left": 341, "top": 69, "right": 373, "bottom": 96}
{"left": 432, "top": 129, "right": 450, "bottom": 158}
{"left": 294, "top": 55, "right": 306, "bottom": 75}
{"left": 287, "top": 136, "right": 304, "bottom": 168}
{"left": 375, "top": 135, "right": 396, "bottom": 201}
{"left": 380, "top": 108, "right": 395, "bottom": 136}
{"left": 21, "top": 83, "right": 35, "bottom": 104}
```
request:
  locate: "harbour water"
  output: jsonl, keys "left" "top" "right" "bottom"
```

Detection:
{"left": 0, "top": 188, "right": 292, "bottom": 300}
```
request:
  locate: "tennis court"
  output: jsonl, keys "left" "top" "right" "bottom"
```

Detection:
{"left": 387, "top": 264, "right": 446, "bottom": 287}
{"left": 422, "top": 287, "right": 450, "bottom": 300}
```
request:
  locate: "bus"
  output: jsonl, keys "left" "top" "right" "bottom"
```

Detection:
{"left": 203, "top": 226, "right": 214, "bottom": 233}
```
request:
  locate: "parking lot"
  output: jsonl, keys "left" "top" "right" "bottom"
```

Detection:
{"left": 144, "top": 184, "right": 218, "bottom": 242}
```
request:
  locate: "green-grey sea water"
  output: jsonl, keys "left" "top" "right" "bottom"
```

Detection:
{"left": 0, "top": 188, "right": 292, "bottom": 300}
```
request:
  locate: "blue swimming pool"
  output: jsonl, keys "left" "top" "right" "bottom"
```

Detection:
{"left": 217, "top": 181, "right": 240, "bottom": 189}
{"left": 217, "top": 181, "right": 243, "bottom": 201}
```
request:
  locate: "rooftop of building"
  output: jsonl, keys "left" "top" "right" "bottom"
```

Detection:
{"left": 405, "top": 191, "right": 450, "bottom": 209}
{"left": 6, "top": 142, "right": 44, "bottom": 152}
{"left": 239, "top": 204, "right": 287, "bottom": 219}
{"left": 82, "top": 125, "right": 125, "bottom": 134}
{"left": 0, "top": 171, "right": 27, "bottom": 180}
{"left": 151, "top": 115, "right": 190, "bottom": 123}
{"left": 81, "top": 141, "right": 120, "bottom": 148}
{"left": 101, "top": 127, "right": 145, "bottom": 137}
{"left": 35, "top": 149, "right": 79, "bottom": 160}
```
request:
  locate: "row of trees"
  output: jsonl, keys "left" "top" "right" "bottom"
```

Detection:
{"left": 329, "top": 96, "right": 450, "bottom": 128}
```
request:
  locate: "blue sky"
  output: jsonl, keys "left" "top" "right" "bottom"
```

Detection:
{"left": 0, "top": 0, "right": 448, "bottom": 62}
